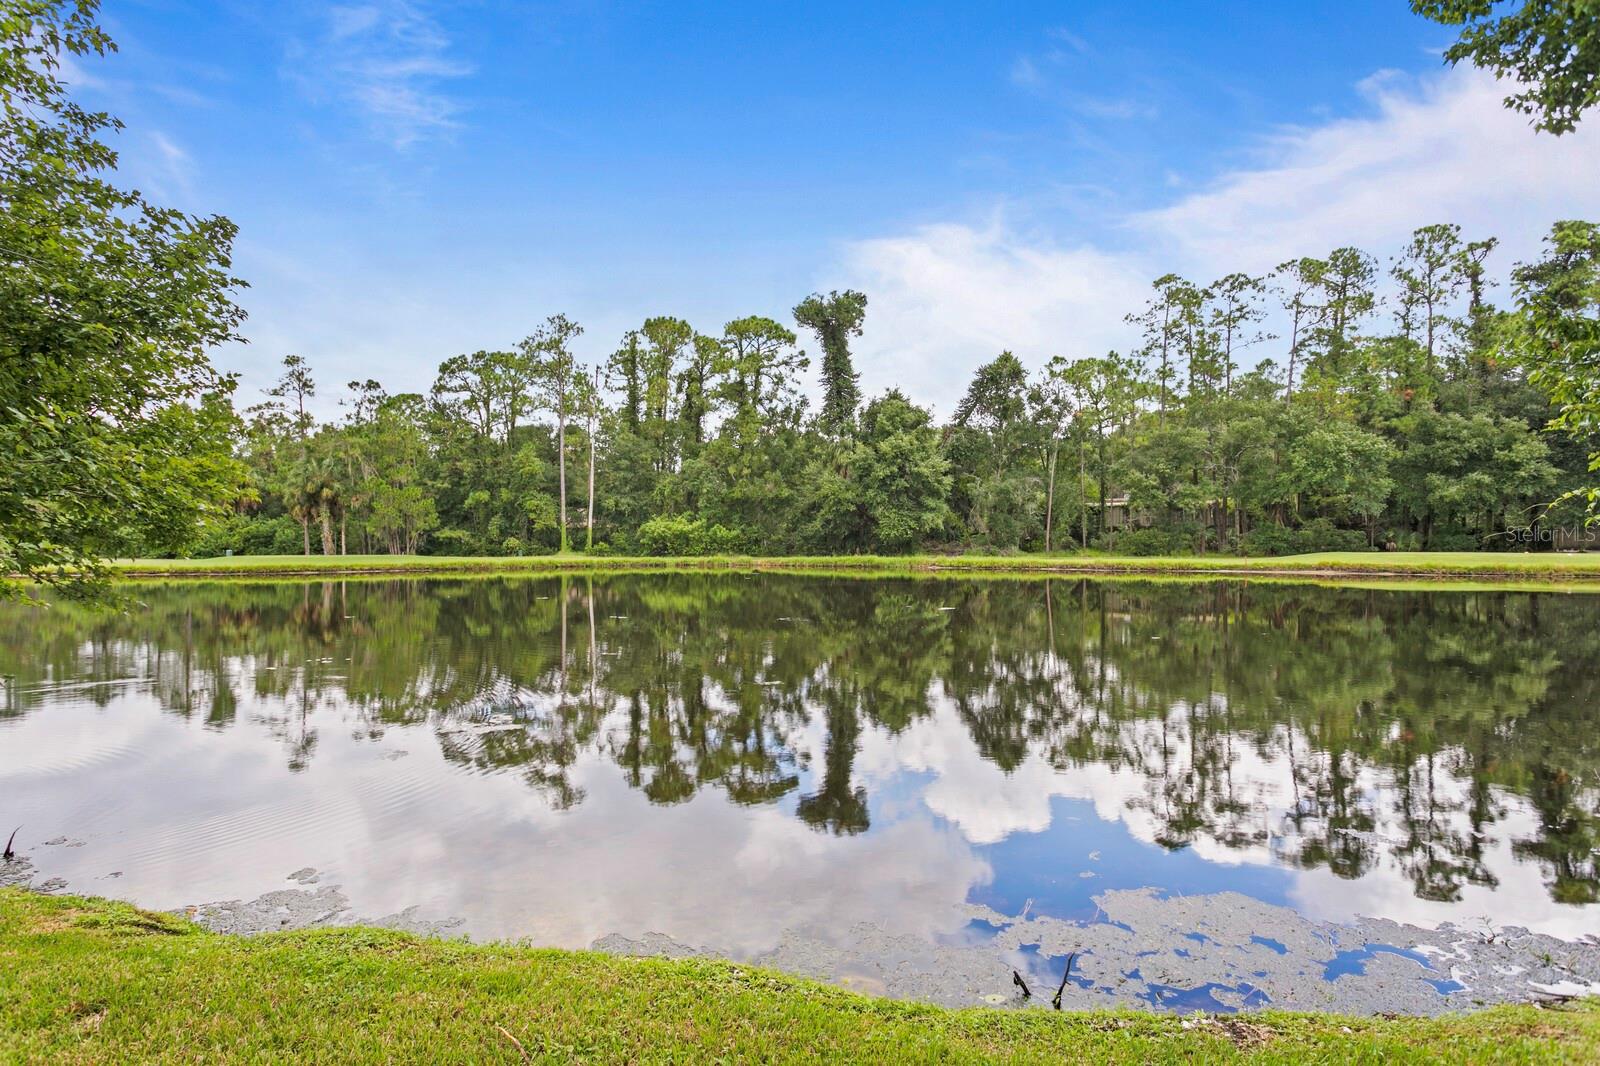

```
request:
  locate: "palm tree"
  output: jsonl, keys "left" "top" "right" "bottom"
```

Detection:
{"left": 281, "top": 468, "right": 319, "bottom": 556}
{"left": 297, "top": 458, "right": 343, "bottom": 556}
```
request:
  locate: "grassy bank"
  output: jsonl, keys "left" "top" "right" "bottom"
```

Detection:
{"left": 107, "top": 550, "right": 1600, "bottom": 582}
{"left": 1, "top": 892, "right": 1594, "bottom": 1064}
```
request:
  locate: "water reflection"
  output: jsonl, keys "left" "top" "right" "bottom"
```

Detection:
{"left": 1, "top": 575, "right": 1596, "bottom": 941}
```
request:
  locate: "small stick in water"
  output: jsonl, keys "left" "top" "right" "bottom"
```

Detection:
{"left": 1012, "top": 969, "right": 1031, "bottom": 998}
{"left": 3, "top": 826, "right": 18, "bottom": 862}
{"left": 1051, "top": 952, "right": 1078, "bottom": 1010}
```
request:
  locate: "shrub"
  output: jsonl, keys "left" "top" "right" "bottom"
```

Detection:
{"left": 250, "top": 515, "right": 308, "bottom": 556}
{"left": 183, "top": 514, "right": 247, "bottom": 558}
{"left": 1239, "top": 524, "right": 1300, "bottom": 557}
{"left": 635, "top": 515, "right": 748, "bottom": 556}
{"left": 1241, "top": 519, "right": 1370, "bottom": 556}
{"left": 1111, "top": 528, "right": 1192, "bottom": 557}
{"left": 1427, "top": 529, "right": 1484, "bottom": 551}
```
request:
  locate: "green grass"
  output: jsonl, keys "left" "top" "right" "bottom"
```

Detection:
{"left": 1, "top": 891, "right": 1595, "bottom": 1064}
{"left": 106, "top": 549, "right": 1600, "bottom": 583}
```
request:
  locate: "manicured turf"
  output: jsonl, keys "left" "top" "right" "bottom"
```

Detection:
{"left": 1, "top": 891, "right": 1594, "bottom": 1064}
{"left": 105, "top": 550, "right": 1600, "bottom": 582}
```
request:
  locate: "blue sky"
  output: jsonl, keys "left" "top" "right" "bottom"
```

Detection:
{"left": 73, "top": 1, "right": 1600, "bottom": 417}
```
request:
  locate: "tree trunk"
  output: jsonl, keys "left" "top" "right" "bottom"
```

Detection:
{"left": 1425, "top": 306, "right": 1435, "bottom": 378}
{"left": 300, "top": 515, "right": 310, "bottom": 556}
{"left": 1097, "top": 431, "right": 1109, "bottom": 548}
{"left": 340, "top": 512, "right": 347, "bottom": 556}
{"left": 1044, "top": 439, "right": 1058, "bottom": 553}
{"left": 557, "top": 410, "right": 569, "bottom": 553}
{"left": 1285, "top": 310, "right": 1301, "bottom": 401}
{"left": 1078, "top": 433, "right": 1088, "bottom": 551}
{"left": 319, "top": 507, "right": 335, "bottom": 556}
{"left": 586, "top": 411, "right": 597, "bottom": 552}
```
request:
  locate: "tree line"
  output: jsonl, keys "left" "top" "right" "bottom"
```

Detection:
{"left": 207, "top": 221, "right": 1599, "bottom": 559}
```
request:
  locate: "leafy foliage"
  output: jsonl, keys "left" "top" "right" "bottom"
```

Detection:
{"left": 1413, "top": 0, "right": 1600, "bottom": 134}
{"left": 1, "top": 0, "right": 247, "bottom": 598}
{"left": 635, "top": 515, "right": 747, "bottom": 556}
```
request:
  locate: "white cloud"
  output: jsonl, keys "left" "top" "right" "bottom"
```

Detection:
{"left": 840, "top": 219, "right": 1150, "bottom": 414}
{"left": 1136, "top": 66, "right": 1600, "bottom": 273}
{"left": 290, "top": 1, "right": 471, "bottom": 149}
{"left": 835, "top": 65, "right": 1600, "bottom": 406}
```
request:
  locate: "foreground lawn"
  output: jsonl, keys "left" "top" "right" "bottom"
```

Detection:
{"left": 1, "top": 891, "right": 1595, "bottom": 1064}
{"left": 108, "top": 549, "right": 1600, "bottom": 581}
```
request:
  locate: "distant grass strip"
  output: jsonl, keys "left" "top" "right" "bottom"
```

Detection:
{"left": 107, "top": 550, "right": 1600, "bottom": 582}
{"left": 1, "top": 891, "right": 1594, "bottom": 1064}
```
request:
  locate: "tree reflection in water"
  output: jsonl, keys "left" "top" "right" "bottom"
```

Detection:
{"left": 1, "top": 574, "right": 1595, "bottom": 908}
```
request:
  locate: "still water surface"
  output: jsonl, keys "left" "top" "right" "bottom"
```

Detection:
{"left": 2, "top": 574, "right": 1597, "bottom": 954}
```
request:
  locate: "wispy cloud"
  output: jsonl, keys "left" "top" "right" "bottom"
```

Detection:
{"left": 1008, "top": 28, "right": 1158, "bottom": 123}
{"left": 1043, "top": 27, "right": 1092, "bottom": 57}
{"left": 148, "top": 131, "right": 196, "bottom": 202}
{"left": 54, "top": 49, "right": 105, "bottom": 91}
{"left": 1009, "top": 55, "right": 1042, "bottom": 90}
{"left": 288, "top": 1, "right": 472, "bottom": 149}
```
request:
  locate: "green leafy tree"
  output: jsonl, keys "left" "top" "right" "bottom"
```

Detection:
{"left": 1512, "top": 220, "right": 1600, "bottom": 514}
{"left": 1413, "top": 0, "right": 1600, "bottom": 134}
{"left": 1031, "top": 361, "right": 1075, "bottom": 552}
{"left": 572, "top": 365, "right": 605, "bottom": 551}
{"left": 1392, "top": 224, "right": 1467, "bottom": 377}
{"left": 679, "top": 333, "right": 721, "bottom": 451}
{"left": 948, "top": 352, "right": 1038, "bottom": 547}
{"left": 608, "top": 331, "right": 645, "bottom": 431}
{"left": 1310, "top": 247, "right": 1379, "bottom": 380}
{"left": 1127, "top": 274, "right": 1198, "bottom": 416}
{"left": 1391, "top": 409, "right": 1559, "bottom": 544}
{"left": 269, "top": 355, "right": 318, "bottom": 553}
{"left": 639, "top": 315, "right": 694, "bottom": 471}
{"left": 854, "top": 390, "right": 952, "bottom": 550}
{"left": 1206, "top": 272, "right": 1273, "bottom": 393}
{"left": 1286, "top": 418, "right": 1395, "bottom": 536}
{"left": 1, "top": 0, "right": 248, "bottom": 597}
{"left": 1273, "top": 257, "right": 1329, "bottom": 401}
{"left": 523, "top": 314, "right": 585, "bottom": 552}
{"left": 794, "top": 290, "right": 868, "bottom": 438}
{"left": 718, "top": 316, "right": 807, "bottom": 431}
{"left": 360, "top": 393, "right": 437, "bottom": 554}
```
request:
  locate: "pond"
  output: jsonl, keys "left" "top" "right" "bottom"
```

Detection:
{"left": 3, "top": 574, "right": 1598, "bottom": 1012}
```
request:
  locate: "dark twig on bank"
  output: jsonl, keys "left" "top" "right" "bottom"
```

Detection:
{"left": 1051, "top": 952, "right": 1078, "bottom": 1010}
{"left": 1012, "top": 969, "right": 1031, "bottom": 999}
{"left": 3, "top": 826, "right": 17, "bottom": 862}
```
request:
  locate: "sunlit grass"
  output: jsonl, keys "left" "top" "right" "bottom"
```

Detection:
{"left": 107, "top": 549, "right": 1600, "bottom": 582}
{"left": 3, "top": 890, "right": 1595, "bottom": 1064}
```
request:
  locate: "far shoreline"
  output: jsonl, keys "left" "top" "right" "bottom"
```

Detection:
{"left": 101, "top": 549, "right": 1600, "bottom": 586}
